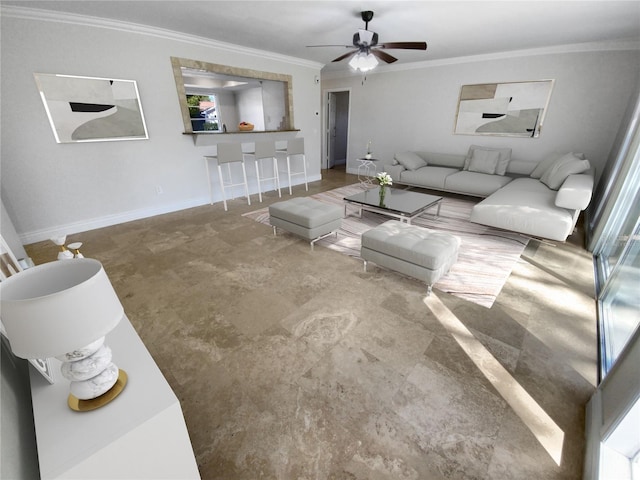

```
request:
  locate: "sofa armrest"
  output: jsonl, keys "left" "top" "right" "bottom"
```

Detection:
{"left": 555, "top": 173, "right": 594, "bottom": 210}
{"left": 382, "top": 164, "right": 406, "bottom": 182}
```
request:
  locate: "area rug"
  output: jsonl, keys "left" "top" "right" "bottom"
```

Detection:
{"left": 243, "top": 184, "right": 529, "bottom": 308}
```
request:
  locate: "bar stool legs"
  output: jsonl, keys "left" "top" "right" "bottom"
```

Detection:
{"left": 218, "top": 161, "right": 250, "bottom": 211}
{"left": 283, "top": 137, "right": 308, "bottom": 195}
{"left": 251, "top": 141, "right": 281, "bottom": 202}
{"left": 207, "top": 143, "right": 251, "bottom": 212}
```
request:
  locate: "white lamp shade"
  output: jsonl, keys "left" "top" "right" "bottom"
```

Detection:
{"left": 348, "top": 52, "right": 379, "bottom": 72}
{"left": 0, "top": 258, "right": 123, "bottom": 359}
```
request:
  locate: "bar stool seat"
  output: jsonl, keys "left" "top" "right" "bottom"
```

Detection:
{"left": 203, "top": 143, "right": 251, "bottom": 211}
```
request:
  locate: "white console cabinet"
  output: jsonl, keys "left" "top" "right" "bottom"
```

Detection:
{"left": 29, "top": 316, "right": 200, "bottom": 479}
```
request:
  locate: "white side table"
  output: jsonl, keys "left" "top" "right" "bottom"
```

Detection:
{"left": 356, "top": 157, "right": 377, "bottom": 186}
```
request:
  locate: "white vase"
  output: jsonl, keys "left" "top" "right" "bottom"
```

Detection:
{"left": 365, "top": 153, "right": 372, "bottom": 159}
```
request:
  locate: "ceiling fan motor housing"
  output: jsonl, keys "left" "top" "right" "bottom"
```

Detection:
{"left": 361, "top": 11, "right": 374, "bottom": 23}
{"left": 354, "top": 30, "right": 378, "bottom": 48}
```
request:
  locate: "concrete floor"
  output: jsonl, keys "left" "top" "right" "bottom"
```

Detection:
{"left": 26, "top": 168, "right": 598, "bottom": 479}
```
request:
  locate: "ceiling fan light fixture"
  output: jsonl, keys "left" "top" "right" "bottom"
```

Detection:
{"left": 348, "top": 52, "right": 378, "bottom": 72}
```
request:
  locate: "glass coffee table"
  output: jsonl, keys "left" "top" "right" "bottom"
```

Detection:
{"left": 344, "top": 186, "right": 443, "bottom": 224}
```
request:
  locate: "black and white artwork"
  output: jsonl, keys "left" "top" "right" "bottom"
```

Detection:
{"left": 34, "top": 73, "right": 149, "bottom": 143}
{"left": 454, "top": 80, "right": 554, "bottom": 138}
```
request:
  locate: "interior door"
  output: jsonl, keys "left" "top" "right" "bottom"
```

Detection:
{"left": 327, "top": 93, "right": 337, "bottom": 169}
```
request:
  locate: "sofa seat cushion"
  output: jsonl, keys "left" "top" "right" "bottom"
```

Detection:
{"left": 400, "top": 166, "right": 459, "bottom": 190}
{"left": 444, "top": 171, "right": 513, "bottom": 197}
{"left": 470, "top": 178, "right": 574, "bottom": 241}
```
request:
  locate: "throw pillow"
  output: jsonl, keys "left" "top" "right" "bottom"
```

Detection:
{"left": 466, "top": 148, "right": 500, "bottom": 174}
{"left": 465, "top": 145, "right": 512, "bottom": 175}
{"left": 529, "top": 151, "right": 563, "bottom": 179}
{"left": 530, "top": 151, "right": 586, "bottom": 179}
{"left": 394, "top": 151, "right": 428, "bottom": 171}
{"left": 540, "top": 153, "right": 591, "bottom": 190}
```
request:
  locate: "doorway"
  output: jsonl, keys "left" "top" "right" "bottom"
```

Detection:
{"left": 325, "top": 90, "right": 350, "bottom": 170}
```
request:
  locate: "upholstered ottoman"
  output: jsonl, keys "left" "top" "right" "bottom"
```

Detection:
{"left": 361, "top": 220, "right": 460, "bottom": 294}
{"left": 269, "top": 197, "right": 343, "bottom": 250}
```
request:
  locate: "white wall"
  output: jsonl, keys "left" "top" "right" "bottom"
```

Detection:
{"left": 322, "top": 49, "right": 639, "bottom": 181}
{"left": 0, "top": 10, "right": 323, "bottom": 244}
{"left": 215, "top": 91, "right": 240, "bottom": 132}
{"left": 236, "top": 87, "right": 265, "bottom": 130}
{"left": 262, "top": 80, "right": 287, "bottom": 131}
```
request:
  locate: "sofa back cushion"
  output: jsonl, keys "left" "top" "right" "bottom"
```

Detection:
{"left": 540, "top": 153, "right": 591, "bottom": 190}
{"left": 466, "top": 148, "right": 500, "bottom": 174}
{"left": 394, "top": 151, "right": 428, "bottom": 171}
{"left": 415, "top": 152, "right": 466, "bottom": 169}
{"left": 530, "top": 151, "right": 586, "bottom": 179}
{"left": 465, "top": 145, "right": 512, "bottom": 175}
{"left": 529, "top": 151, "right": 563, "bottom": 179}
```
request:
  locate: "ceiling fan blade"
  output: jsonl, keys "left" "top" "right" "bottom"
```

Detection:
{"left": 306, "top": 45, "right": 353, "bottom": 48}
{"left": 332, "top": 50, "right": 358, "bottom": 63}
{"left": 377, "top": 42, "right": 427, "bottom": 50}
{"left": 371, "top": 49, "right": 397, "bottom": 64}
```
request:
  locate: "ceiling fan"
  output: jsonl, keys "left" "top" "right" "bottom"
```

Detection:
{"left": 307, "top": 10, "right": 427, "bottom": 71}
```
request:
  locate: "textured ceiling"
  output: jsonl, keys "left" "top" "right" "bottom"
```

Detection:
{"left": 4, "top": 1, "right": 640, "bottom": 71}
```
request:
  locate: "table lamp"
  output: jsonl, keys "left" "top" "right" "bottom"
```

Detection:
{"left": 50, "top": 235, "right": 74, "bottom": 260}
{"left": 0, "top": 258, "right": 127, "bottom": 412}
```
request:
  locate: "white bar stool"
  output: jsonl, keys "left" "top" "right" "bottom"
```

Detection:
{"left": 244, "top": 141, "right": 281, "bottom": 202}
{"left": 203, "top": 143, "right": 251, "bottom": 211}
{"left": 280, "top": 137, "right": 308, "bottom": 195}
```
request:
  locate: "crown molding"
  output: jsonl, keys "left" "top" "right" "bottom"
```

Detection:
{"left": 321, "top": 38, "right": 640, "bottom": 80}
{"left": 1, "top": 5, "right": 324, "bottom": 70}
{"left": 3, "top": 5, "right": 636, "bottom": 81}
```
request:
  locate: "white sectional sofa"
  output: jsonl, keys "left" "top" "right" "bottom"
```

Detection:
{"left": 382, "top": 146, "right": 594, "bottom": 241}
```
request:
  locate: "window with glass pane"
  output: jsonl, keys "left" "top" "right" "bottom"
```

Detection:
{"left": 599, "top": 223, "right": 640, "bottom": 373}
{"left": 187, "top": 94, "right": 219, "bottom": 132}
{"left": 595, "top": 128, "right": 640, "bottom": 377}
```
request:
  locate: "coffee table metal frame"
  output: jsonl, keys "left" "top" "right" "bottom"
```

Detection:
{"left": 344, "top": 187, "right": 443, "bottom": 225}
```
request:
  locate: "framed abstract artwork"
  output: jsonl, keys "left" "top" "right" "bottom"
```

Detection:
{"left": 454, "top": 80, "right": 554, "bottom": 138}
{"left": 34, "top": 73, "right": 149, "bottom": 143}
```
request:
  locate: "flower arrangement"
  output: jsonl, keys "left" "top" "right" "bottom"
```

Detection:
{"left": 375, "top": 172, "right": 393, "bottom": 187}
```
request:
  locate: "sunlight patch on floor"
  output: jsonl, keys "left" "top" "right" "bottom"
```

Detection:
{"left": 425, "top": 293, "right": 565, "bottom": 466}
{"left": 506, "top": 268, "right": 597, "bottom": 387}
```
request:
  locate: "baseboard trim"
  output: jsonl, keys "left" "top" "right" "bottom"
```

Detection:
{"left": 20, "top": 198, "right": 209, "bottom": 245}
{"left": 19, "top": 174, "right": 322, "bottom": 245}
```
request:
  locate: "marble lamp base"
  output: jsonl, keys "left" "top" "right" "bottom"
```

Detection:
{"left": 68, "top": 370, "right": 128, "bottom": 412}
{"left": 58, "top": 337, "right": 128, "bottom": 412}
